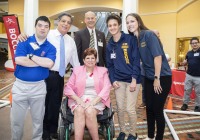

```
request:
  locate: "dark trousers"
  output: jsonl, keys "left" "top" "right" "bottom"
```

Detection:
{"left": 141, "top": 75, "right": 146, "bottom": 104}
{"left": 43, "top": 71, "right": 64, "bottom": 135}
{"left": 144, "top": 76, "right": 172, "bottom": 140}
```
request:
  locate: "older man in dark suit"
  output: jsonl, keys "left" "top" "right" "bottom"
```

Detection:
{"left": 75, "top": 11, "right": 106, "bottom": 66}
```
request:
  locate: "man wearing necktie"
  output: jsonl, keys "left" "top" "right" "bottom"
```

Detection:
{"left": 75, "top": 11, "right": 106, "bottom": 66}
{"left": 43, "top": 13, "right": 80, "bottom": 140}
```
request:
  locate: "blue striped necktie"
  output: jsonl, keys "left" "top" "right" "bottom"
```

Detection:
{"left": 59, "top": 35, "right": 65, "bottom": 77}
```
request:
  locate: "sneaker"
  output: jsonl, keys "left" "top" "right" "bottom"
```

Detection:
{"left": 117, "top": 132, "right": 126, "bottom": 140}
{"left": 138, "top": 103, "right": 146, "bottom": 109}
{"left": 127, "top": 133, "right": 138, "bottom": 140}
{"left": 181, "top": 104, "right": 188, "bottom": 111}
{"left": 194, "top": 106, "right": 200, "bottom": 112}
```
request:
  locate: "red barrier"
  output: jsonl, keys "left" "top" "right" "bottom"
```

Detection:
{"left": 170, "top": 70, "right": 195, "bottom": 99}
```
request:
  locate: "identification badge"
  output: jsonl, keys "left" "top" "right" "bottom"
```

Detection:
{"left": 30, "top": 42, "right": 40, "bottom": 50}
{"left": 194, "top": 53, "right": 199, "bottom": 56}
{"left": 98, "top": 41, "right": 103, "bottom": 47}
{"left": 111, "top": 53, "right": 116, "bottom": 59}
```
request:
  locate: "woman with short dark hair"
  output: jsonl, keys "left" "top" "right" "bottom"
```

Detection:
{"left": 64, "top": 48, "right": 111, "bottom": 140}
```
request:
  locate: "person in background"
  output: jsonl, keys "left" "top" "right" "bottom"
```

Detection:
{"left": 64, "top": 48, "right": 111, "bottom": 140}
{"left": 18, "top": 13, "right": 80, "bottom": 140}
{"left": 180, "top": 37, "right": 200, "bottom": 112}
{"left": 74, "top": 11, "right": 106, "bottom": 66}
{"left": 126, "top": 13, "right": 172, "bottom": 140}
{"left": 106, "top": 14, "right": 141, "bottom": 140}
{"left": 11, "top": 16, "right": 56, "bottom": 140}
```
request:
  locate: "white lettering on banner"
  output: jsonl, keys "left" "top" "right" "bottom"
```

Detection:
{"left": 173, "top": 81, "right": 195, "bottom": 90}
{"left": 173, "top": 81, "right": 185, "bottom": 86}
{"left": 9, "top": 28, "right": 18, "bottom": 50}
{"left": 6, "top": 18, "right": 15, "bottom": 24}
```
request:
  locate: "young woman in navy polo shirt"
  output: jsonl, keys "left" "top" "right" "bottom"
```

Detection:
{"left": 126, "top": 13, "right": 172, "bottom": 140}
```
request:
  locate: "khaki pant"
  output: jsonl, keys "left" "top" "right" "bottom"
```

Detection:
{"left": 115, "top": 82, "right": 140, "bottom": 135}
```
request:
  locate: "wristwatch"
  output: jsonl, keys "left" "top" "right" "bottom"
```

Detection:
{"left": 154, "top": 76, "right": 160, "bottom": 80}
{"left": 29, "top": 54, "right": 34, "bottom": 60}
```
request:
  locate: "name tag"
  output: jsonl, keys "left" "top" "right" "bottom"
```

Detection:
{"left": 98, "top": 41, "right": 103, "bottom": 47}
{"left": 111, "top": 53, "right": 116, "bottom": 59}
{"left": 194, "top": 53, "right": 199, "bottom": 56}
{"left": 30, "top": 42, "right": 40, "bottom": 50}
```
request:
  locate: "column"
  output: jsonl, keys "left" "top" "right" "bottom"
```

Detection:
{"left": 24, "top": 0, "right": 38, "bottom": 35}
{"left": 122, "top": 0, "right": 138, "bottom": 33}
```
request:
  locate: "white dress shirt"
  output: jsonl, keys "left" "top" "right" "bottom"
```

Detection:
{"left": 47, "top": 29, "right": 80, "bottom": 71}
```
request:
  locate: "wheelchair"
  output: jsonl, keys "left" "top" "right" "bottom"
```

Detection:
{"left": 58, "top": 97, "right": 115, "bottom": 140}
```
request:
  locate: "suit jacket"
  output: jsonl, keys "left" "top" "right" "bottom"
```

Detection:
{"left": 74, "top": 28, "right": 106, "bottom": 66}
{"left": 64, "top": 66, "right": 111, "bottom": 107}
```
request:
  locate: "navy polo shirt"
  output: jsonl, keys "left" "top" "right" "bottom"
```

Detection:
{"left": 138, "top": 30, "right": 171, "bottom": 80}
{"left": 186, "top": 48, "right": 200, "bottom": 76}
{"left": 14, "top": 35, "right": 56, "bottom": 81}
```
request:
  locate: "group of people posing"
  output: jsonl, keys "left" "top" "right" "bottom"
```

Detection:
{"left": 12, "top": 11, "right": 172, "bottom": 140}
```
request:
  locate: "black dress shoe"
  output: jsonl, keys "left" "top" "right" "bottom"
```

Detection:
{"left": 43, "top": 138, "right": 51, "bottom": 140}
{"left": 42, "top": 130, "right": 51, "bottom": 140}
{"left": 50, "top": 133, "right": 58, "bottom": 139}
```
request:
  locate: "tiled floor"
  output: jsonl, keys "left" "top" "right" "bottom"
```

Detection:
{"left": 0, "top": 69, "right": 200, "bottom": 140}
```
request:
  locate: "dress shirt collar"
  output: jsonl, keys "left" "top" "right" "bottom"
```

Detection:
{"left": 55, "top": 28, "right": 68, "bottom": 38}
{"left": 87, "top": 27, "right": 96, "bottom": 35}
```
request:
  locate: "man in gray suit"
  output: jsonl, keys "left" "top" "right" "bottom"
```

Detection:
{"left": 75, "top": 11, "right": 106, "bottom": 66}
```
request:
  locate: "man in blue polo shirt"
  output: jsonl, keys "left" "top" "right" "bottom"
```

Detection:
{"left": 11, "top": 16, "right": 56, "bottom": 140}
{"left": 181, "top": 37, "right": 200, "bottom": 112}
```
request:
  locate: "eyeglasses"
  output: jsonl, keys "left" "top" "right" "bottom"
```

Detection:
{"left": 190, "top": 42, "right": 199, "bottom": 45}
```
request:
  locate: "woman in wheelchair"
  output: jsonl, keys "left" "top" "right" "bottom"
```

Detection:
{"left": 64, "top": 48, "right": 111, "bottom": 140}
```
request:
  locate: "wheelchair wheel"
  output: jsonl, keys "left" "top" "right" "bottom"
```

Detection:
{"left": 110, "top": 119, "right": 115, "bottom": 138}
{"left": 105, "top": 125, "right": 113, "bottom": 140}
{"left": 108, "top": 104, "right": 115, "bottom": 138}
{"left": 58, "top": 114, "right": 66, "bottom": 140}
{"left": 65, "top": 127, "right": 70, "bottom": 140}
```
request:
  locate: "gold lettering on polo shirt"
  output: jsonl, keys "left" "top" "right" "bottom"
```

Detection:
{"left": 123, "top": 49, "right": 130, "bottom": 64}
{"left": 122, "top": 43, "right": 128, "bottom": 49}
{"left": 121, "top": 43, "right": 130, "bottom": 64}
{"left": 141, "top": 42, "right": 146, "bottom": 47}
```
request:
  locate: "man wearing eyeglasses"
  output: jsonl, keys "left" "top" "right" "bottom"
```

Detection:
{"left": 180, "top": 37, "right": 200, "bottom": 112}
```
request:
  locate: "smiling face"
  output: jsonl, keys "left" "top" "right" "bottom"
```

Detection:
{"left": 35, "top": 20, "right": 50, "bottom": 40}
{"left": 126, "top": 15, "right": 139, "bottom": 36}
{"left": 107, "top": 19, "right": 121, "bottom": 36}
{"left": 57, "top": 15, "right": 72, "bottom": 35}
{"left": 84, "top": 11, "right": 96, "bottom": 29}
{"left": 190, "top": 39, "right": 199, "bottom": 51}
{"left": 83, "top": 54, "right": 96, "bottom": 68}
